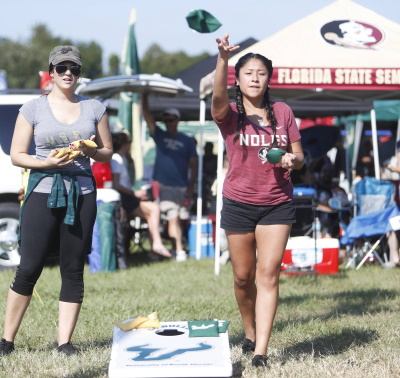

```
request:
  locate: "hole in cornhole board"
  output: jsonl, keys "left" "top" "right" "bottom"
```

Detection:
{"left": 155, "top": 328, "right": 185, "bottom": 336}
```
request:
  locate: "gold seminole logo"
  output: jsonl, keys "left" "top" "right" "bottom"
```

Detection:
{"left": 277, "top": 68, "right": 400, "bottom": 86}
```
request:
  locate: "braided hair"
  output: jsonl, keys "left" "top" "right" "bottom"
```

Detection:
{"left": 234, "top": 53, "right": 278, "bottom": 147}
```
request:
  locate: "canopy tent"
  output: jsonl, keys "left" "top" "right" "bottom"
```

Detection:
{"left": 200, "top": 0, "right": 400, "bottom": 103}
{"left": 198, "top": 0, "right": 400, "bottom": 274}
{"left": 336, "top": 100, "right": 400, "bottom": 178}
{"left": 339, "top": 100, "right": 400, "bottom": 122}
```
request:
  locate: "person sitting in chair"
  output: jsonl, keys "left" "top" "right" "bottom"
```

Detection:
{"left": 313, "top": 156, "right": 351, "bottom": 238}
{"left": 110, "top": 131, "right": 172, "bottom": 259}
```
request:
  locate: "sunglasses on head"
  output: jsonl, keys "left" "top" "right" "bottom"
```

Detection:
{"left": 54, "top": 65, "right": 81, "bottom": 76}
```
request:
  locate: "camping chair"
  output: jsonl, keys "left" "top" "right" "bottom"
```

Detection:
{"left": 353, "top": 176, "right": 395, "bottom": 216}
{"left": 341, "top": 177, "right": 396, "bottom": 268}
{"left": 341, "top": 204, "right": 400, "bottom": 269}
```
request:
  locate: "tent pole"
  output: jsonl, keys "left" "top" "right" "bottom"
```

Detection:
{"left": 397, "top": 118, "right": 400, "bottom": 151}
{"left": 370, "top": 109, "right": 380, "bottom": 180}
{"left": 196, "top": 100, "right": 206, "bottom": 260}
{"left": 352, "top": 118, "right": 363, "bottom": 172}
{"left": 344, "top": 119, "right": 352, "bottom": 189}
{"left": 214, "top": 131, "right": 224, "bottom": 276}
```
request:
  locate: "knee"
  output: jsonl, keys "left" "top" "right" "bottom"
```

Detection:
{"left": 256, "top": 266, "right": 280, "bottom": 288}
{"left": 10, "top": 266, "right": 41, "bottom": 296}
{"left": 234, "top": 273, "right": 255, "bottom": 290}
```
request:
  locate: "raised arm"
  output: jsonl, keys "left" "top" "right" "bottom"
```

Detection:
{"left": 211, "top": 33, "right": 240, "bottom": 121}
{"left": 141, "top": 93, "right": 156, "bottom": 135}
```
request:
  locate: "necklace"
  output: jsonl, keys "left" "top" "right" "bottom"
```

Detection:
{"left": 258, "top": 118, "right": 265, "bottom": 126}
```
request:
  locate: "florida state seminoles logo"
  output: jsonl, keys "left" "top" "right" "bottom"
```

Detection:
{"left": 320, "top": 20, "right": 384, "bottom": 50}
{"left": 258, "top": 147, "right": 269, "bottom": 164}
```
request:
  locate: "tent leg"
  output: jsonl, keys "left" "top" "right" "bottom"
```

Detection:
{"left": 370, "top": 109, "right": 380, "bottom": 180}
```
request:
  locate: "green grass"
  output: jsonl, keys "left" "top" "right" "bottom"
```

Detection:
{"left": 0, "top": 255, "right": 399, "bottom": 377}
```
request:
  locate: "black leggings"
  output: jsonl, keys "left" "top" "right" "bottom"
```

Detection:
{"left": 11, "top": 191, "right": 97, "bottom": 303}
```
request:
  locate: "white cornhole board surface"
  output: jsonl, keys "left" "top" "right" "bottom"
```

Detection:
{"left": 108, "top": 321, "right": 232, "bottom": 378}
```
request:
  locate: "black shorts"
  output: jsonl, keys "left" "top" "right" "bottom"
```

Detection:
{"left": 221, "top": 196, "right": 296, "bottom": 232}
{"left": 120, "top": 192, "right": 140, "bottom": 213}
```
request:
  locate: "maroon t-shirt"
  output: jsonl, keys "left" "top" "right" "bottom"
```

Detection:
{"left": 212, "top": 102, "right": 301, "bottom": 205}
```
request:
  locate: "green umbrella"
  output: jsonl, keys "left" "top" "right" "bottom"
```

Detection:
{"left": 186, "top": 9, "right": 222, "bottom": 33}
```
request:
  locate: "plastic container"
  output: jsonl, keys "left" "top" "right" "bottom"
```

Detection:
{"left": 188, "top": 217, "right": 215, "bottom": 258}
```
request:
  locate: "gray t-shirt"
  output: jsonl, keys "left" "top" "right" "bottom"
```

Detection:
{"left": 19, "top": 94, "right": 106, "bottom": 194}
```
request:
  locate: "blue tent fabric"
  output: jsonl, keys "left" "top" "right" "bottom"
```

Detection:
{"left": 340, "top": 204, "right": 400, "bottom": 245}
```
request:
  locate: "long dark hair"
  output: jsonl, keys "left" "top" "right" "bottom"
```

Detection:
{"left": 234, "top": 53, "right": 278, "bottom": 147}
{"left": 112, "top": 131, "right": 135, "bottom": 181}
{"left": 112, "top": 131, "right": 131, "bottom": 152}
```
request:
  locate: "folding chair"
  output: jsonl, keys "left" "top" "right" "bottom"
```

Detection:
{"left": 341, "top": 177, "right": 396, "bottom": 269}
{"left": 353, "top": 177, "right": 395, "bottom": 216}
{"left": 341, "top": 205, "right": 400, "bottom": 269}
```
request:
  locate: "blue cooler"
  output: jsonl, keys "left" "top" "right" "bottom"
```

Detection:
{"left": 188, "top": 217, "right": 215, "bottom": 258}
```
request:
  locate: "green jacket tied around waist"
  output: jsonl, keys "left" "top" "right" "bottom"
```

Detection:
{"left": 20, "top": 169, "right": 95, "bottom": 230}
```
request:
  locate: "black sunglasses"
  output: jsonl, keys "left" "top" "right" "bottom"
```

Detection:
{"left": 163, "top": 118, "right": 177, "bottom": 123}
{"left": 55, "top": 65, "right": 81, "bottom": 76}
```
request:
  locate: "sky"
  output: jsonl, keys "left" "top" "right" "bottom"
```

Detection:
{"left": 1, "top": 0, "right": 400, "bottom": 70}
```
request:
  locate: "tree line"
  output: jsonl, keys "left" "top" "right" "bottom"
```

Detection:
{"left": 0, "top": 24, "right": 210, "bottom": 89}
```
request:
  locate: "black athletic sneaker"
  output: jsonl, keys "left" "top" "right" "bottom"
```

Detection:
{"left": 242, "top": 338, "right": 256, "bottom": 354}
{"left": 58, "top": 342, "right": 76, "bottom": 356}
{"left": 252, "top": 354, "right": 268, "bottom": 368}
{"left": 0, "top": 338, "right": 14, "bottom": 356}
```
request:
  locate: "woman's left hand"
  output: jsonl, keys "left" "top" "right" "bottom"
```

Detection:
{"left": 69, "top": 135, "right": 97, "bottom": 157}
{"left": 281, "top": 153, "right": 296, "bottom": 170}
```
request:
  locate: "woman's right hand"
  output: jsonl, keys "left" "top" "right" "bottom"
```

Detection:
{"left": 44, "top": 150, "right": 73, "bottom": 168}
{"left": 216, "top": 33, "right": 239, "bottom": 59}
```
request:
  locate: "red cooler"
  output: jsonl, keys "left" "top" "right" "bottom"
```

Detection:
{"left": 281, "top": 236, "right": 339, "bottom": 275}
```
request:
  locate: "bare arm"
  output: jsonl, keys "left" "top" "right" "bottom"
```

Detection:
{"left": 211, "top": 33, "right": 240, "bottom": 121}
{"left": 91, "top": 113, "right": 113, "bottom": 162}
{"left": 281, "top": 140, "right": 305, "bottom": 170}
{"left": 141, "top": 93, "right": 156, "bottom": 135}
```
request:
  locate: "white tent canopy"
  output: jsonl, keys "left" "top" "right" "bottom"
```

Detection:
{"left": 200, "top": 0, "right": 400, "bottom": 102}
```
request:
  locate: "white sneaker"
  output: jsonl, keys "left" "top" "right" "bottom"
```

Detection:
{"left": 176, "top": 250, "right": 187, "bottom": 262}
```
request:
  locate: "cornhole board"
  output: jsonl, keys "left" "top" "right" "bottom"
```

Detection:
{"left": 108, "top": 321, "right": 232, "bottom": 377}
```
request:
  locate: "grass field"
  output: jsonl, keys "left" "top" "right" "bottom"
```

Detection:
{"left": 0, "top": 252, "right": 399, "bottom": 377}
